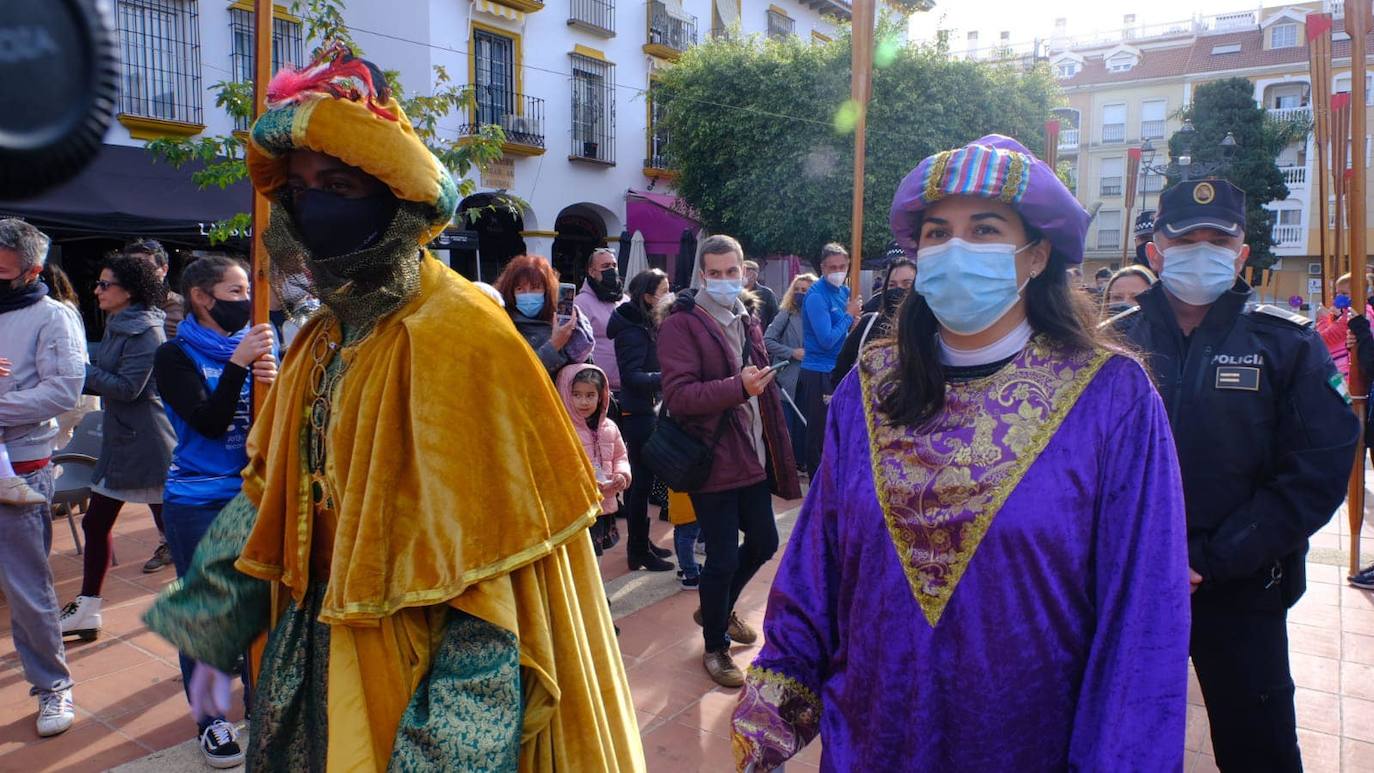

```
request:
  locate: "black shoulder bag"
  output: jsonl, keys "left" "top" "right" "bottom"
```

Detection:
{"left": 643, "top": 325, "right": 747, "bottom": 492}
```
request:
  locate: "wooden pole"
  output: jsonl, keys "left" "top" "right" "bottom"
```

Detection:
{"left": 1309, "top": 13, "right": 1334, "bottom": 306}
{"left": 1345, "top": 0, "right": 1368, "bottom": 577}
{"left": 1123, "top": 147, "right": 1141, "bottom": 267}
{"left": 1043, "top": 119, "right": 1060, "bottom": 172}
{"left": 251, "top": 0, "right": 273, "bottom": 416}
{"left": 848, "top": 0, "right": 875, "bottom": 292}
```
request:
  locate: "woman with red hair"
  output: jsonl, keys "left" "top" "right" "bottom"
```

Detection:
{"left": 493, "top": 254, "right": 595, "bottom": 377}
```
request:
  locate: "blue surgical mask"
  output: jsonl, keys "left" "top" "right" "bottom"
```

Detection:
{"left": 1158, "top": 242, "right": 1239, "bottom": 306}
{"left": 914, "top": 238, "right": 1031, "bottom": 335}
{"left": 703, "top": 278, "right": 743, "bottom": 307}
{"left": 514, "top": 292, "right": 545, "bottom": 318}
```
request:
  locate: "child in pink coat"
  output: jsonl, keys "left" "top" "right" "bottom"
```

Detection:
{"left": 556, "top": 363, "right": 631, "bottom": 524}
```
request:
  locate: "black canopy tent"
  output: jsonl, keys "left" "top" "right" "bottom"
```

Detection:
{"left": 0, "top": 143, "right": 252, "bottom": 246}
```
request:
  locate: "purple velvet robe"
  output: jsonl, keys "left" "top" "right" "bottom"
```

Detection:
{"left": 732, "top": 339, "right": 1191, "bottom": 772}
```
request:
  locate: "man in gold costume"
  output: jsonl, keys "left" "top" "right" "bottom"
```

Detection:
{"left": 145, "top": 45, "right": 644, "bottom": 771}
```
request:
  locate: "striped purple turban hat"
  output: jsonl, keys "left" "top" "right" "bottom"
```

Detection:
{"left": 889, "top": 134, "right": 1090, "bottom": 264}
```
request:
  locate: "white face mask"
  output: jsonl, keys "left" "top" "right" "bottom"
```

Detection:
{"left": 825, "top": 271, "right": 847, "bottom": 288}
{"left": 1158, "top": 242, "right": 1240, "bottom": 306}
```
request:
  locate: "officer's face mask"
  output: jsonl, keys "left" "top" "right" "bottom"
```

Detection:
{"left": 1157, "top": 242, "right": 1240, "bottom": 307}
{"left": 1135, "top": 242, "right": 1150, "bottom": 266}
{"left": 915, "top": 238, "right": 1032, "bottom": 336}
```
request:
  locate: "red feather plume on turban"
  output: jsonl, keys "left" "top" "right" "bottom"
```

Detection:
{"left": 265, "top": 41, "right": 398, "bottom": 122}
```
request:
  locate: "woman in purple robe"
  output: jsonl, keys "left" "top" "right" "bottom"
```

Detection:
{"left": 731, "top": 135, "right": 1191, "bottom": 772}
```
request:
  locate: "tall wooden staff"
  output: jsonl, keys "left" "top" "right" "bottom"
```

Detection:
{"left": 1043, "top": 119, "right": 1060, "bottom": 171}
{"left": 1334, "top": 93, "right": 1350, "bottom": 291}
{"left": 1309, "top": 13, "right": 1335, "bottom": 306}
{"left": 1122, "top": 147, "right": 1141, "bottom": 266}
{"left": 848, "top": 0, "right": 876, "bottom": 291}
{"left": 251, "top": 0, "right": 273, "bottom": 415}
{"left": 1345, "top": 0, "right": 1369, "bottom": 578}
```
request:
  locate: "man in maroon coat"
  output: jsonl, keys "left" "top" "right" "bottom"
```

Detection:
{"left": 657, "top": 234, "right": 801, "bottom": 688}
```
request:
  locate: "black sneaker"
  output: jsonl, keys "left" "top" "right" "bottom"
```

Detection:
{"left": 1351, "top": 568, "right": 1374, "bottom": 590}
{"left": 199, "top": 719, "right": 244, "bottom": 768}
{"left": 677, "top": 570, "right": 700, "bottom": 590}
{"left": 143, "top": 542, "right": 171, "bottom": 573}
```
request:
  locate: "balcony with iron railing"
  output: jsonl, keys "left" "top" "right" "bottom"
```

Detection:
{"left": 1097, "top": 228, "right": 1121, "bottom": 250}
{"left": 1100, "top": 177, "right": 1123, "bottom": 197}
{"left": 1102, "top": 123, "right": 1125, "bottom": 144}
{"left": 1280, "top": 165, "right": 1307, "bottom": 187}
{"left": 568, "top": 0, "right": 614, "bottom": 34}
{"left": 1272, "top": 223, "right": 1304, "bottom": 247}
{"left": 767, "top": 10, "right": 795, "bottom": 40}
{"left": 1269, "top": 105, "right": 1311, "bottom": 123}
{"left": 460, "top": 88, "right": 546, "bottom": 156}
{"left": 1140, "top": 119, "right": 1167, "bottom": 140}
{"left": 645, "top": 0, "right": 697, "bottom": 60}
{"left": 1058, "top": 128, "right": 1080, "bottom": 151}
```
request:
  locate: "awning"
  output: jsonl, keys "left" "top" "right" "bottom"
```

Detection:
{"left": 472, "top": 0, "right": 526, "bottom": 24}
{"left": 626, "top": 189, "right": 700, "bottom": 256}
{"left": 0, "top": 143, "right": 253, "bottom": 245}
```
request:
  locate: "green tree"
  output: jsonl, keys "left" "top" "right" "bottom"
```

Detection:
{"left": 652, "top": 22, "right": 1061, "bottom": 260}
{"left": 147, "top": 0, "right": 505, "bottom": 244}
{"left": 1167, "top": 77, "right": 1307, "bottom": 278}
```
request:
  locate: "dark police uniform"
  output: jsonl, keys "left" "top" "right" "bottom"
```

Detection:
{"left": 1117, "top": 179, "right": 1359, "bottom": 772}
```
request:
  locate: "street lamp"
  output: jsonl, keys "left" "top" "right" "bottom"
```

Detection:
{"left": 1139, "top": 121, "right": 1239, "bottom": 186}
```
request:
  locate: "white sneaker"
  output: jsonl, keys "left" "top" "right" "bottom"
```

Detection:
{"left": 0, "top": 476, "right": 45, "bottom": 505}
{"left": 200, "top": 719, "right": 245, "bottom": 768}
{"left": 36, "top": 689, "right": 74, "bottom": 737}
{"left": 59, "top": 595, "right": 102, "bottom": 641}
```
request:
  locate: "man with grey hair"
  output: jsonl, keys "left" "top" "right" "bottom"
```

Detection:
{"left": 658, "top": 233, "right": 801, "bottom": 687}
{"left": 0, "top": 218, "right": 85, "bottom": 737}
{"left": 575, "top": 246, "right": 629, "bottom": 398}
{"left": 798, "top": 241, "right": 859, "bottom": 477}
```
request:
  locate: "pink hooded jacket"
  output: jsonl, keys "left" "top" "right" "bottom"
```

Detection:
{"left": 556, "top": 363, "right": 631, "bottom": 514}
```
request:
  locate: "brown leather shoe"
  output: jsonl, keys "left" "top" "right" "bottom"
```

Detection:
{"left": 691, "top": 608, "right": 759, "bottom": 645}
{"left": 727, "top": 612, "right": 758, "bottom": 644}
{"left": 703, "top": 649, "right": 745, "bottom": 688}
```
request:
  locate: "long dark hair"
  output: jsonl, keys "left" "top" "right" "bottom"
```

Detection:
{"left": 626, "top": 268, "right": 668, "bottom": 330}
{"left": 878, "top": 224, "right": 1107, "bottom": 428}
{"left": 40, "top": 264, "right": 78, "bottom": 307}
{"left": 880, "top": 257, "right": 917, "bottom": 317}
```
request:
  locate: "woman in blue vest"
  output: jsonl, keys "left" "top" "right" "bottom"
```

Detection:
{"left": 152, "top": 256, "right": 277, "bottom": 768}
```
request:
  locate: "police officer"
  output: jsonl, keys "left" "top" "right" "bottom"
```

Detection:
{"left": 1117, "top": 178, "right": 1359, "bottom": 772}
{"left": 1133, "top": 209, "right": 1156, "bottom": 267}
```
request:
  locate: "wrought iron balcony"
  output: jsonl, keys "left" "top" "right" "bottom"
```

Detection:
{"left": 569, "top": 0, "right": 614, "bottom": 34}
{"left": 461, "top": 88, "right": 546, "bottom": 153}
{"left": 1058, "top": 128, "right": 1080, "bottom": 150}
{"left": 647, "top": 0, "right": 697, "bottom": 56}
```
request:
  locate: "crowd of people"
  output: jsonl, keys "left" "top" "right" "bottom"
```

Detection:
{"left": 0, "top": 42, "right": 1368, "bottom": 773}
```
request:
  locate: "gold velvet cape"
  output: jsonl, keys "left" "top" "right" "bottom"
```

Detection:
{"left": 236, "top": 257, "right": 644, "bottom": 770}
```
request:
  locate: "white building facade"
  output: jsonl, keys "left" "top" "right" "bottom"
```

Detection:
{"left": 82, "top": 0, "right": 849, "bottom": 286}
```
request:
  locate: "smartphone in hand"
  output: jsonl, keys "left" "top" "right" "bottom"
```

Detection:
{"left": 557, "top": 283, "right": 577, "bottom": 324}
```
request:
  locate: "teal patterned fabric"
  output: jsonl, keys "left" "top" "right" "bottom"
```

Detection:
{"left": 247, "top": 584, "right": 331, "bottom": 772}
{"left": 143, "top": 493, "right": 271, "bottom": 673}
{"left": 388, "top": 611, "right": 523, "bottom": 772}
{"left": 251, "top": 103, "right": 301, "bottom": 157}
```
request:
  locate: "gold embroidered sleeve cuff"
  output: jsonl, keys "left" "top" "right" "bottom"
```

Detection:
{"left": 731, "top": 666, "right": 821, "bottom": 772}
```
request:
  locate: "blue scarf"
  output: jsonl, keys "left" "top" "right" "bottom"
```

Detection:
{"left": 176, "top": 313, "right": 243, "bottom": 363}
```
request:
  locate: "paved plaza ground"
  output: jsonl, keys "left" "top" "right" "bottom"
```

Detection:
{"left": 1, "top": 488, "right": 1374, "bottom": 771}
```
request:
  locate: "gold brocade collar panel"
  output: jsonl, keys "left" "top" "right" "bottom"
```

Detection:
{"left": 858, "top": 337, "right": 1109, "bottom": 627}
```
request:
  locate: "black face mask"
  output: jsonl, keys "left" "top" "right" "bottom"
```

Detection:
{"left": 209, "top": 297, "right": 252, "bottom": 333}
{"left": 291, "top": 188, "right": 399, "bottom": 260}
{"left": 1135, "top": 243, "right": 1151, "bottom": 266}
{"left": 882, "top": 287, "right": 909, "bottom": 314}
{"left": 592, "top": 267, "right": 623, "bottom": 302}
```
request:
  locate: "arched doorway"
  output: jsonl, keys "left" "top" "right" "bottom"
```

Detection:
{"left": 552, "top": 203, "right": 616, "bottom": 287}
{"left": 451, "top": 193, "right": 526, "bottom": 282}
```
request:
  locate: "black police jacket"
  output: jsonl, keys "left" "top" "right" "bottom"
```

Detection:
{"left": 1117, "top": 279, "right": 1359, "bottom": 607}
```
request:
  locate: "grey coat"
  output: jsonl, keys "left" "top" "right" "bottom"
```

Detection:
{"left": 85, "top": 305, "right": 176, "bottom": 490}
{"left": 764, "top": 307, "right": 805, "bottom": 397}
{"left": 0, "top": 296, "right": 86, "bottom": 462}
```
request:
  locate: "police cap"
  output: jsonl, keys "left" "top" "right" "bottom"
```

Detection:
{"left": 1156, "top": 179, "right": 1246, "bottom": 238}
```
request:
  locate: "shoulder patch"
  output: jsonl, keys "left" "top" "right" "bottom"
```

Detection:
{"left": 1251, "top": 304, "right": 1313, "bottom": 329}
{"left": 1329, "top": 372, "right": 1354, "bottom": 405}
